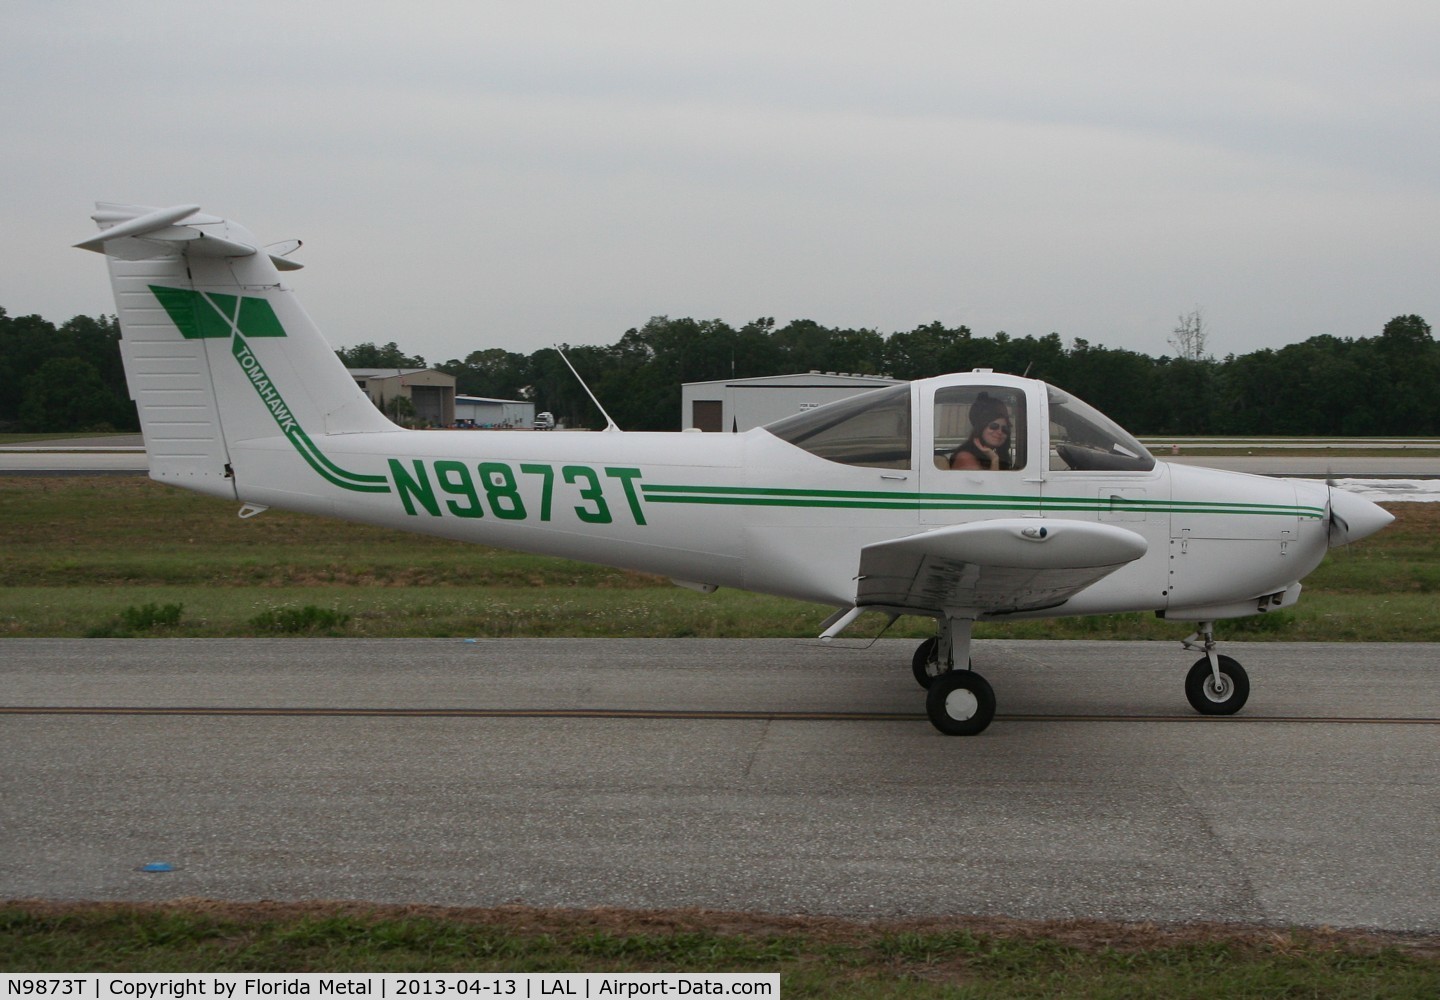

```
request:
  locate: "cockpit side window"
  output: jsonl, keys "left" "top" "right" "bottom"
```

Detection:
{"left": 933, "top": 387, "right": 1026, "bottom": 472}
{"left": 763, "top": 383, "right": 911, "bottom": 470}
{"left": 1047, "top": 386, "right": 1155, "bottom": 472}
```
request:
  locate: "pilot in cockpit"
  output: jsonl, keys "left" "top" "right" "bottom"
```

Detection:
{"left": 949, "top": 392, "right": 1014, "bottom": 471}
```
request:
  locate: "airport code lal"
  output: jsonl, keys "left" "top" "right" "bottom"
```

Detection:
{"left": 1, "top": 977, "right": 777, "bottom": 999}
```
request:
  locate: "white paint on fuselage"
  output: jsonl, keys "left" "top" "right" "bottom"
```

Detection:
{"left": 230, "top": 428, "right": 1338, "bottom": 620}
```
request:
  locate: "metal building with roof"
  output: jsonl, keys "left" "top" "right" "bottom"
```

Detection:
{"left": 454, "top": 395, "right": 535, "bottom": 429}
{"left": 681, "top": 371, "right": 905, "bottom": 432}
{"left": 347, "top": 368, "right": 456, "bottom": 427}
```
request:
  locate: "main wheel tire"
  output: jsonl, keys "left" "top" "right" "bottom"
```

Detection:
{"left": 912, "top": 638, "right": 943, "bottom": 688}
{"left": 1184, "top": 655, "right": 1250, "bottom": 715}
{"left": 925, "top": 669, "right": 997, "bottom": 735}
{"left": 911, "top": 637, "right": 973, "bottom": 689}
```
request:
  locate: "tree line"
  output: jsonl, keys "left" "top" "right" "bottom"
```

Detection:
{"left": 357, "top": 312, "right": 1439, "bottom": 436}
{"left": 0, "top": 308, "right": 135, "bottom": 432}
{"left": 4, "top": 303, "right": 1435, "bottom": 437}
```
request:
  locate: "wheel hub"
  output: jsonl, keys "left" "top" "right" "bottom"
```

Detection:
{"left": 944, "top": 688, "right": 979, "bottom": 721}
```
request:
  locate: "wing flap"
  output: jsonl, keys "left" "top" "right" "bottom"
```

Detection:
{"left": 857, "top": 518, "right": 1148, "bottom": 617}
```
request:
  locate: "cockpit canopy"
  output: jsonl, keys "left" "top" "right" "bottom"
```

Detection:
{"left": 1045, "top": 386, "right": 1155, "bottom": 472}
{"left": 763, "top": 382, "right": 913, "bottom": 470}
{"left": 762, "top": 376, "right": 1155, "bottom": 473}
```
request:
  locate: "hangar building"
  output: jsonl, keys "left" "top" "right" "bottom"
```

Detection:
{"left": 347, "top": 368, "right": 456, "bottom": 427}
{"left": 681, "top": 371, "right": 905, "bottom": 432}
{"left": 454, "top": 395, "right": 535, "bottom": 429}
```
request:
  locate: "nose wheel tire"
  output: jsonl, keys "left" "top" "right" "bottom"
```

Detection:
{"left": 925, "top": 669, "right": 996, "bottom": 735}
{"left": 1185, "top": 655, "right": 1250, "bottom": 715}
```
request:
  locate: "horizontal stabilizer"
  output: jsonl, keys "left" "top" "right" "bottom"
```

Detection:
{"left": 857, "top": 518, "right": 1147, "bottom": 617}
{"left": 74, "top": 203, "right": 203, "bottom": 251}
{"left": 75, "top": 202, "right": 300, "bottom": 269}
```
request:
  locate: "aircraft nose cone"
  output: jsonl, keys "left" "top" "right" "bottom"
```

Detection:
{"left": 1328, "top": 487, "right": 1394, "bottom": 547}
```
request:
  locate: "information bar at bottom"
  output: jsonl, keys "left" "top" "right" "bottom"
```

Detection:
{"left": 1, "top": 975, "right": 779, "bottom": 1000}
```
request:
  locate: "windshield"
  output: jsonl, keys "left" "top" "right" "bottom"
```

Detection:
{"left": 1047, "top": 386, "right": 1155, "bottom": 472}
{"left": 763, "top": 383, "right": 912, "bottom": 469}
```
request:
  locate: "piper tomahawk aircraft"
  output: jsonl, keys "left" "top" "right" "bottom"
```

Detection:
{"left": 78, "top": 203, "right": 1395, "bottom": 735}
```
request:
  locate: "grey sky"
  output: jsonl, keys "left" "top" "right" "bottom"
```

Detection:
{"left": 5, "top": 1, "right": 1437, "bottom": 364}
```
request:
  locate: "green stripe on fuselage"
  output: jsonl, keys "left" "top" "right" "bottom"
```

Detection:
{"left": 640, "top": 484, "right": 1323, "bottom": 518}
{"left": 228, "top": 334, "right": 390, "bottom": 494}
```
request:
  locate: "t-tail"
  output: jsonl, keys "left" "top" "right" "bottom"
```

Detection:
{"left": 76, "top": 203, "right": 395, "bottom": 500}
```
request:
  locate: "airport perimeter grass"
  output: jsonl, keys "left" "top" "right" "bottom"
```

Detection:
{"left": 3, "top": 902, "right": 1439, "bottom": 996}
{"left": 1, "top": 476, "right": 1434, "bottom": 640}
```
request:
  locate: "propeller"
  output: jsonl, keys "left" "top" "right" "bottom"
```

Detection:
{"left": 1325, "top": 473, "right": 1394, "bottom": 548}
{"left": 1325, "top": 469, "right": 1345, "bottom": 548}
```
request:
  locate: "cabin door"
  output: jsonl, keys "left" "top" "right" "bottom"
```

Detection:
{"left": 918, "top": 381, "right": 1042, "bottom": 526}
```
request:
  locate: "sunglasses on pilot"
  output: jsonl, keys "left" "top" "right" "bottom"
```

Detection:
{"left": 986, "top": 421, "right": 1010, "bottom": 433}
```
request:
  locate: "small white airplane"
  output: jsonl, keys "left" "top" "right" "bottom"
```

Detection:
{"left": 77, "top": 203, "right": 1395, "bottom": 735}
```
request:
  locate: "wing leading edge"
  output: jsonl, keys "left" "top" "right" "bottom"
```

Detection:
{"left": 856, "top": 518, "right": 1148, "bottom": 618}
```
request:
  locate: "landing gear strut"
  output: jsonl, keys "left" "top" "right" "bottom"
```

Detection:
{"left": 1181, "top": 622, "right": 1250, "bottom": 715}
{"left": 919, "top": 618, "right": 996, "bottom": 735}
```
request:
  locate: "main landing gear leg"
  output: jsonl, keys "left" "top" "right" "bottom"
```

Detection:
{"left": 1181, "top": 621, "right": 1250, "bottom": 716}
{"left": 924, "top": 618, "right": 996, "bottom": 736}
{"left": 911, "top": 621, "right": 972, "bottom": 689}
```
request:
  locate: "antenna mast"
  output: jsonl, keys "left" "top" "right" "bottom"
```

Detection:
{"left": 556, "top": 348, "right": 621, "bottom": 432}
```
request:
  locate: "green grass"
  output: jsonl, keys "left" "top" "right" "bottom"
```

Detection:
{"left": 0, "top": 584, "right": 855, "bottom": 638}
{"left": 7, "top": 583, "right": 1440, "bottom": 641}
{"left": 0, "top": 432, "right": 138, "bottom": 445}
{"left": 3, "top": 903, "right": 1437, "bottom": 996}
{"left": 0, "top": 476, "right": 1434, "bottom": 640}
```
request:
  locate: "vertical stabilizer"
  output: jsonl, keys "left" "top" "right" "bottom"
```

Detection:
{"left": 78, "top": 203, "right": 396, "bottom": 499}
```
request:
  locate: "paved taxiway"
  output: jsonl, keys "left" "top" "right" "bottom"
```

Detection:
{"left": 3, "top": 638, "right": 1437, "bottom": 931}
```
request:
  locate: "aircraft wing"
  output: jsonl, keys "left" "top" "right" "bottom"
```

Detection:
{"left": 856, "top": 518, "right": 1148, "bottom": 617}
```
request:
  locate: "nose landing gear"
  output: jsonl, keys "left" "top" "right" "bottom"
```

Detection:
{"left": 1181, "top": 623, "right": 1250, "bottom": 715}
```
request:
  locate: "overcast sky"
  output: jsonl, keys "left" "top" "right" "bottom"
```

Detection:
{"left": 5, "top": 1, "right": 1438, "bottom": 365}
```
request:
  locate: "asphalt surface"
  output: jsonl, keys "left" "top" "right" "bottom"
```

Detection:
{"left": 1166, "top": 454, "right": 1440, "bottom": 477}
{"left": 2, "top": 638, "right": 1437, "bottom": 931}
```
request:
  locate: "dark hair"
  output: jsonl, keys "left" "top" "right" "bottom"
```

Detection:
{"left": 968, "top": 393, "right": 1010, "bottom": 434}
